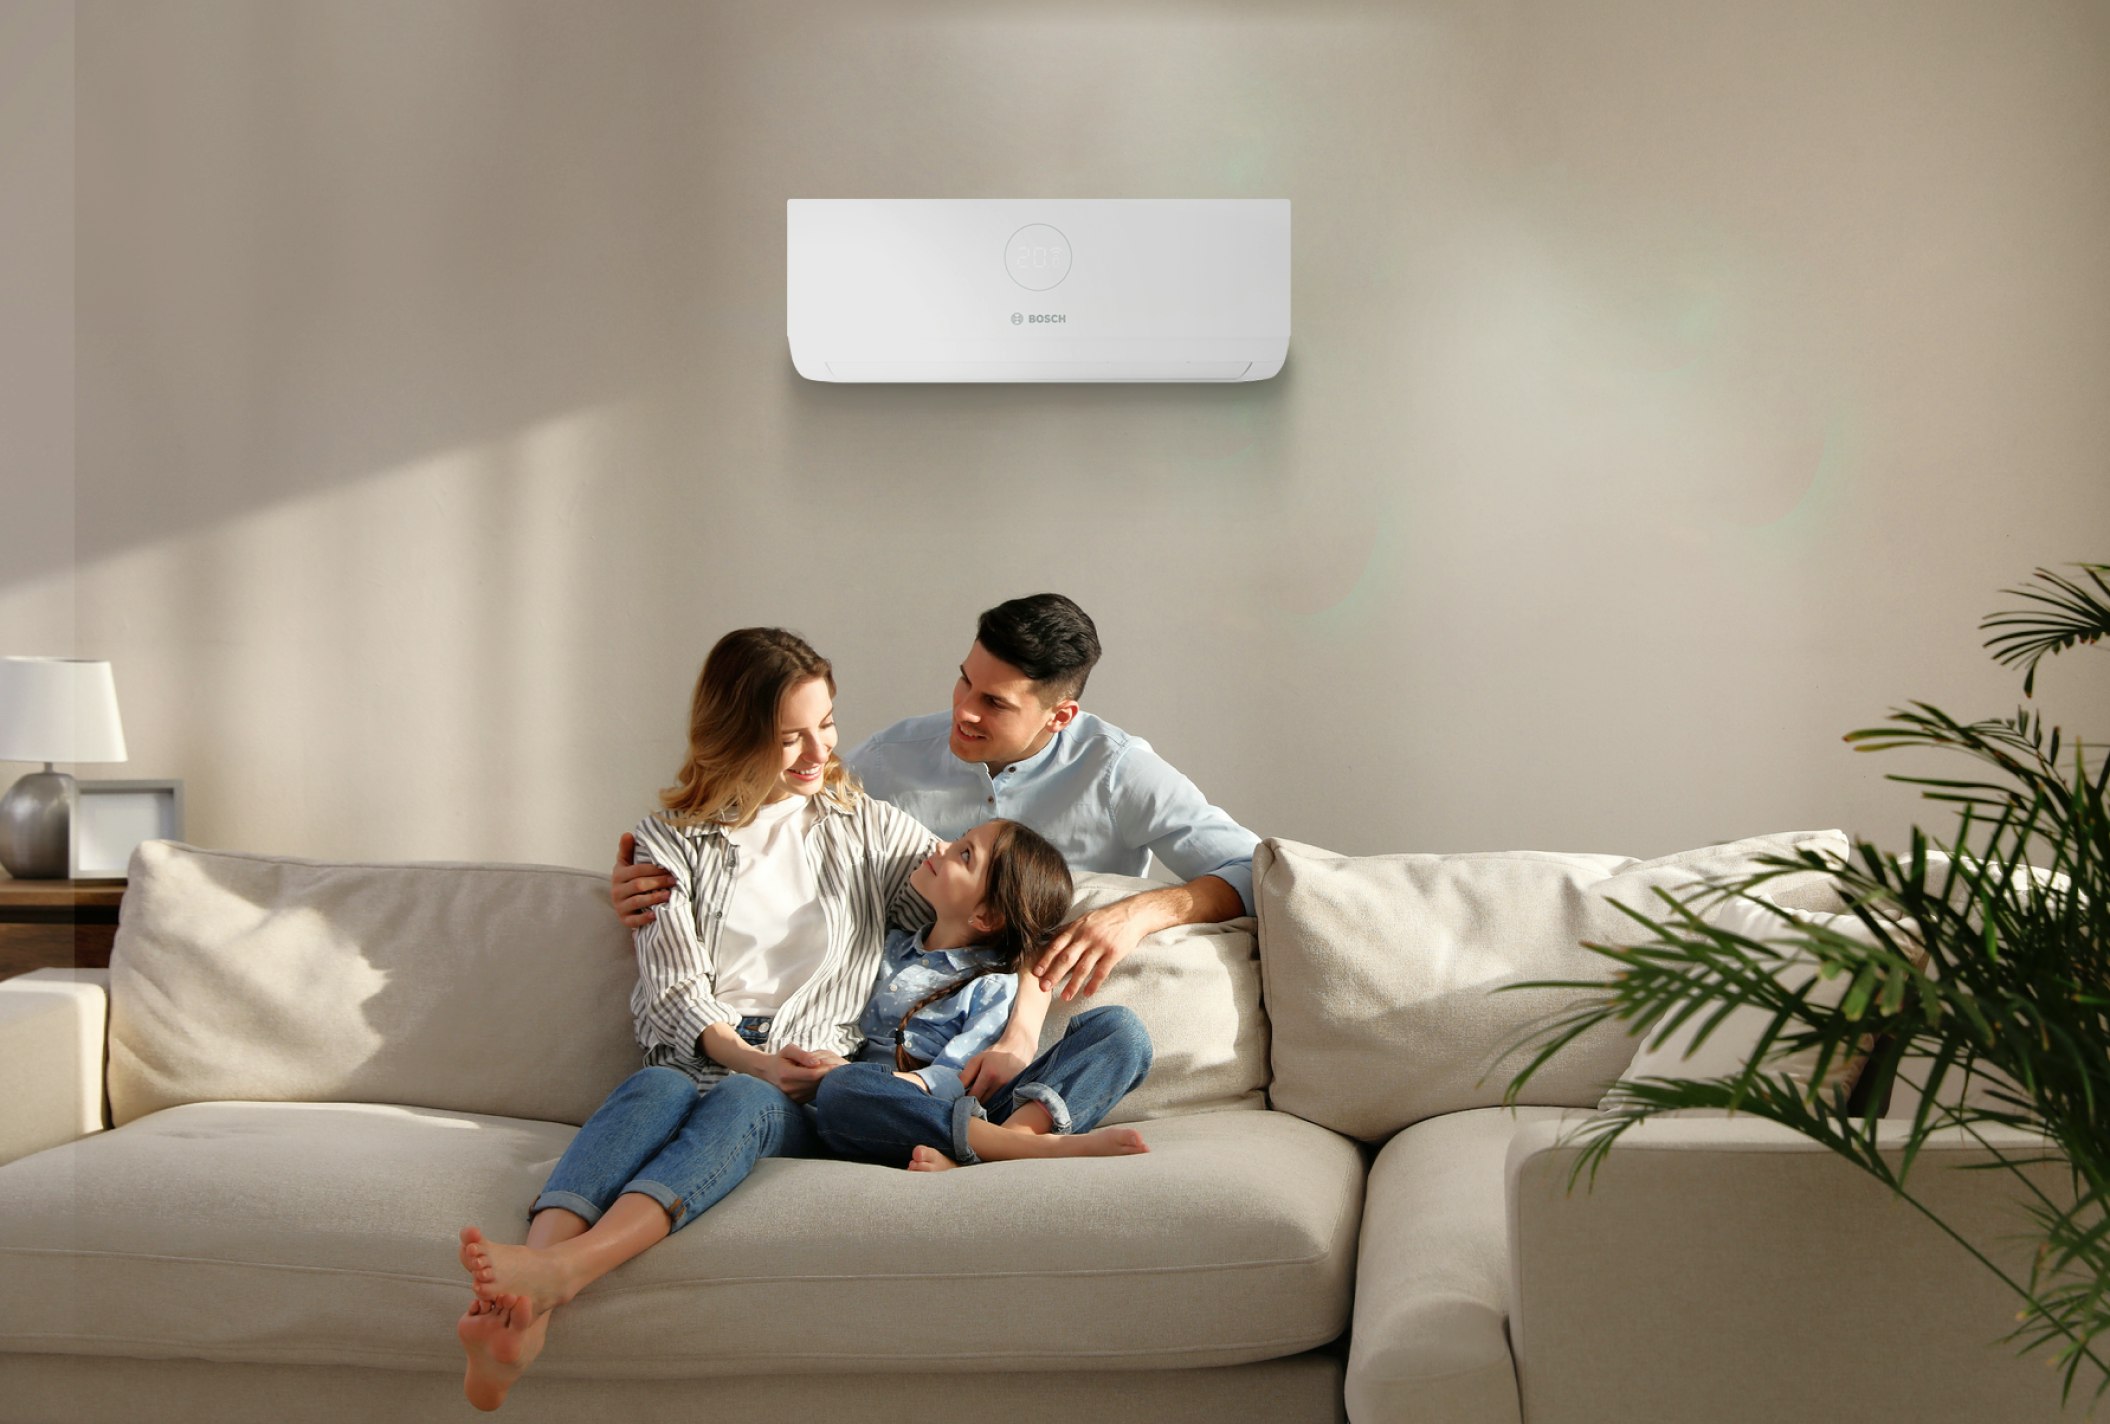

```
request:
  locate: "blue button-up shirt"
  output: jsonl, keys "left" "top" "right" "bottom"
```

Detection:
{"left": 854, "top": 926, "right": 1017, "bottom": 1101}
{"left": 845, "top": 711, "right": 1258, "bottom": 913}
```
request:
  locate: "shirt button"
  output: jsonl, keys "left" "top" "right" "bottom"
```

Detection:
{"left": 986, "top": 796, "right": 995, "bottom": 805}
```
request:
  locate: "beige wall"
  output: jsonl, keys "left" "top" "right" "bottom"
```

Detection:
{"left": 4, "top": 0, "right": 2107, "bottom": 870}
{"left": 1, "top": 1, "right": 74, "bottom": 668}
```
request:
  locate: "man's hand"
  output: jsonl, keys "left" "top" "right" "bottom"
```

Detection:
{"left": 1034, "top": 900, "right": 1150, "bottom": 1001}
{"left": 611, "top": 832, "right": 673, "bottom": 929}
{"left": 1029, "top": 876, "right": 1244, "bottom": 1000}
{"left": 958, "top": 1041, "right": 1032, "bottom": 1101}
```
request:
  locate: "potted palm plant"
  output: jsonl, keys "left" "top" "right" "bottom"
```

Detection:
{"left": 1511, "top": 562, "right": 2109, "bottom": 1401}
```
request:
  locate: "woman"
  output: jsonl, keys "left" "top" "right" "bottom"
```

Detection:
{"left": 451, "top": 627, "right": 1134, "bottom": 1411}
{"left": 453, "top": 626, "right": 936, "bottom": 1410}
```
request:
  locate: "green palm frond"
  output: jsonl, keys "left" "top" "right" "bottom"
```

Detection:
{"left": 1982, "top": 564, "right": 2110, "bottom": 696}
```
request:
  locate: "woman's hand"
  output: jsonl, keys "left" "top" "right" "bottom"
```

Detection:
{"left": 611, "top": 832, "right": 674, "bottom": 929}
{"left": 755, "top": 1045, "right": 842, "bottom": 1104}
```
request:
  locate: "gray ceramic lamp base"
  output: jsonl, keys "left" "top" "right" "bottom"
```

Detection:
{"left": 0, "top": 768, "right": 75, "bottom": 879}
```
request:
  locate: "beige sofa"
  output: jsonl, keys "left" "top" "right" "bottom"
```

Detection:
{"left": 0, "top": 834, "right": 2073, "bottom": 1423}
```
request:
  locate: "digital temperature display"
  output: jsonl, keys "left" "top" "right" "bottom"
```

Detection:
{"left": 1006, "top": 223, "right": 1072, "bottom": 291}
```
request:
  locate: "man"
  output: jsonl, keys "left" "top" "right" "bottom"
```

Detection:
{"left": 611, "top": 592, "right": 1257, "bottom": 1105}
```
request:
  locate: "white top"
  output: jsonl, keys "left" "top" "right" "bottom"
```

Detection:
{"left": 627, "top": 793, "right": 937, "bottom": 1088}
{"left": 711, "top": 794, "right": 828, "bottom": 1015}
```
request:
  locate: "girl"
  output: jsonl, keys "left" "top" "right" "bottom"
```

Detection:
{"left": 817, "top": 819, "right": 1153, "bottom": 1171}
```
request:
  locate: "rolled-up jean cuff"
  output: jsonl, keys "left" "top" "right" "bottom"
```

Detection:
{"left": 950, "top": 1094, "right": 988, "bottom": 1165}
{"left": 1012, "top": 1082, "right": 1072, "bottom": 1135}
{"left": 528, "top": 1189, "right": 605, "bottom": 1227}
{"left": 621, "top": 1178, "right": 685, "bottom": 1224}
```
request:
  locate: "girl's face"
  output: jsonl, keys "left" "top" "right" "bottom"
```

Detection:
{"left": 769, "top": 676, "right": 838, "bottom": 801}
{"left": 911, "top": 821, "right": 1003, "bottom": 934}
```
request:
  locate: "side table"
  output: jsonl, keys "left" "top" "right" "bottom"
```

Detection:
{"left": 0, "top": 877, "right": 126, "bottom": 979}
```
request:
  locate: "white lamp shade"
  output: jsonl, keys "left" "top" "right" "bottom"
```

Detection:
{"left": 0, "top": 657, "right": 129, "bottom": 764}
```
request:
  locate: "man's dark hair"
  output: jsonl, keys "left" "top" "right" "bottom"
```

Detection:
{"left": 975, "top": 593, "right": 1102, "bottom": 704}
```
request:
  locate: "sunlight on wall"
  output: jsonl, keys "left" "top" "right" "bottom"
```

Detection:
{"left": 72, "top": 399, "right": 630, "bottom": 864}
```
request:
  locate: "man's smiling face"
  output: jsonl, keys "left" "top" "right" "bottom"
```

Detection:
{"left": 948, "top": 641, "right": 1073, "bottom": 770}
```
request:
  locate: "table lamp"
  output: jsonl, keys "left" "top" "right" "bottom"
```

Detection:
{"left": 0, "top": 657, "right": 129, "bottom": 880}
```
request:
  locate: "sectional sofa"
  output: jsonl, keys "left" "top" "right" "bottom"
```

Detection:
{"left": 0, "top": 833, "right": 2074, "bottom": 1423}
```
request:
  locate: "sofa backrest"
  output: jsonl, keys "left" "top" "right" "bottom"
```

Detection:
{"left": 106, "top": 848, "right": 1269, "bottom": 1131}
{"left": 108, "top": 842, "right": 640, "bottom": 1127}
{"left": 1254, "top": 831, "right": 1849, "bottom": 1142}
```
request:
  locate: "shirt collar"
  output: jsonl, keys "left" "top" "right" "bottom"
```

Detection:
{"left": 910, "top": 926, "right": 1005, "bottom": 971}
{"left": 985, "top": 721, "right": 1068, "bottom": 782}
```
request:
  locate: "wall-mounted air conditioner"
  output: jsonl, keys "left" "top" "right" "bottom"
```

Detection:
{"left": 787, "top": 199, "right": 1290, "bottom": 383}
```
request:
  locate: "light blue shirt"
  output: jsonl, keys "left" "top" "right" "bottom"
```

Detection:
{"left": 854, "top": 926, "right": 1017, "bottom": 1101}
{"left": 845, "top": 710, "right": 1258, "bottom": 913}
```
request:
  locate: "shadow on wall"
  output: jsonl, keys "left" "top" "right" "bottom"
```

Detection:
{"left": 778, "top": 360, "right": 1296, "bottom": 508}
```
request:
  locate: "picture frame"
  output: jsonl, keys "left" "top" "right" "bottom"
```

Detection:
{"left": 70, "top": 778, "right": 185, "bottom": 880}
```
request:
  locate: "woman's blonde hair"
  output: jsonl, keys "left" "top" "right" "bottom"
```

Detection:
{"left": 659, "top": 627, "right": 858, "bottom": 828}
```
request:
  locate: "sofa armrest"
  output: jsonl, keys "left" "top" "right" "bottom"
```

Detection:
{"left": 0, "top": 969, "right": 110, "bottom": 1167}
{"left": 1349, "top": 1109, "right": 1600, "bottom": 1424}
{"left": 1505, "top": 1114, "right": 2074, "bottom": 1424}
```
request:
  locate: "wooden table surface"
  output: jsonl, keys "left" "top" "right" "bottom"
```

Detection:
{"left": 0, "top": 876, "right": 128, "bottom": 977}
{"left": 0, "top": 877, "right": 128, "bottom": 910}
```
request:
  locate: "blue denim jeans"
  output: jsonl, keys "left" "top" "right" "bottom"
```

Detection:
{"left": 811, "top": 1005, "right": 1152, "bottom": 1167}
{"left": 533, "top": 1017, "right": 818, "bottom": 1232}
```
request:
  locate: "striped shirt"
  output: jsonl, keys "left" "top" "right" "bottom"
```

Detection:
{"left": 628, "top": 789, "right": 937, "bottom": 1089}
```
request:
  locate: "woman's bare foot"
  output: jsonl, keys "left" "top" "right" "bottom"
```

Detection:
{"left": 459, "top": 1225, "right": 574, "bottom": 1312}
{"left": 457, "top": 1292, "right": 544, "bottom": 1412}
{"left": 907, "top": 1145, "right": 958, "bottom": 1172}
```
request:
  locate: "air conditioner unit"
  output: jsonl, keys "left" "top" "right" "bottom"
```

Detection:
{"left": 787, "top": 199, "right": 1290, "bottom": 383}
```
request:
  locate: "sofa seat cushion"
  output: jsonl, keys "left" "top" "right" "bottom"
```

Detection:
{"left": 1347, "top": 1106, "right": 1586, "bottom": 1424}
{"left": 0, "top": 1100, "right": 1360, "bottom": 1376}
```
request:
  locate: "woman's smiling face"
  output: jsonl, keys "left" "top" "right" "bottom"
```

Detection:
{"left": 770, "top": 676, "right": 838, "bottom": 801}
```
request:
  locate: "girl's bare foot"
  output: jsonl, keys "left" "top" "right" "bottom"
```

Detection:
{"left": 907, "top": 1145, "right": 958, "bottom": 1172}
{"left": 1042, "top": 1125, "right": 1148, "bottom": 1159}
{"left": 457, "top": 1292, "right": 543, "bottom": 1412}
{"left": 954, "top": 1122, "right": 1150, "bottom": 1165}
{"left": 459, "top": 1225, "right": 574, "bottom": 1312}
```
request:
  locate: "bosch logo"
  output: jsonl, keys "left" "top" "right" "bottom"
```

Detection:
{"left": 1023, "top": 313, "right": 1066, "bottom": 324}
{"left": 1011, "top": 312, "right": 1023, "bottom": 324}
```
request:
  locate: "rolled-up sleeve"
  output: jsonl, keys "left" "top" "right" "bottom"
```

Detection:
{"left": 1107, "top": 742, "right": 1258, "bottom": 914}
{"left": 629, "top": 816, "right": 741, "bottom": 1057}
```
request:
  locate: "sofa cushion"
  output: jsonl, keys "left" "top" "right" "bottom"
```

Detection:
{"left": 107, "top": 850, "right": 1263, "bottom": 1133}
{"left": 1254, "top": 832, "right": 1850, "bottom": 1141}
{"left": 107, "top": 842, "right": 641, "bottom": 1127}
{"left": 0, "top": 1100, "right": 1361, "bottom": 1375}
{"left": 1045, "top": 873, "right": 1267, "bottom": 1123}
{"left": 1604, "top": 892, "right": 1913, "bottom": 1112}
{"left": 1609, "top": 830, "right": 1851, "bottom": 914}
